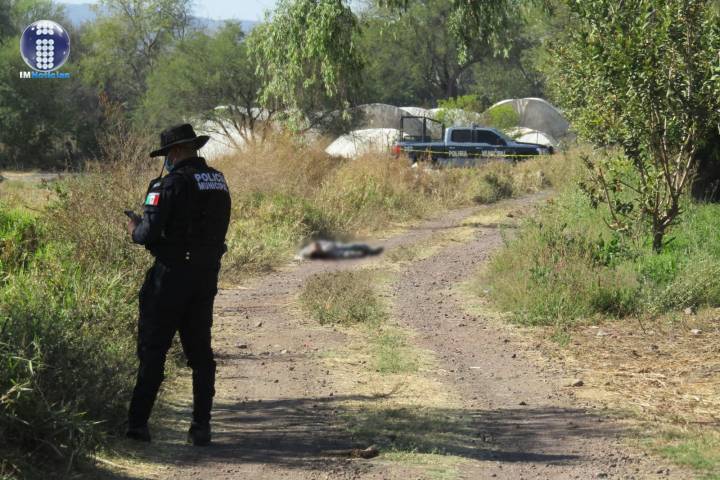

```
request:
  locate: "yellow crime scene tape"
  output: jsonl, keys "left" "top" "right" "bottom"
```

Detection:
{"left": 398, "top": 147, "right": 549, "bottom": 159}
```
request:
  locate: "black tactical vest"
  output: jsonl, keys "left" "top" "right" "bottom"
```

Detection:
{"left": 149, "top": 157, "right": 231, "bottom": 266}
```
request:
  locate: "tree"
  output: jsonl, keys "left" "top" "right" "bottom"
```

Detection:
{"left": 141, "top": 22, "right": 268, "bottom": 144}
{"left": 356, "top": 8, "right": 436, "bottom": 106}
{"left": 548, "top": 0, "right": 720, "bottom": 251}
{"left": 0, "top": 0, "right": 13, "bottom": 42}
{"left": 360, "top": 1, "right": 493, "bottom": 102}
{"left": 249, "top": 0, "right": 364, "bottom": 131}
{"left": 80, "top": 0, "right": 193, "bottom": 112}
{"left": 358, "top": 0, "right": 547, "bottom": 107}
{"left": 251, "top": 0, "right": 526, "bottom": 130}
{"left": 377, "top": 0, "right": 516, "bottom": 62}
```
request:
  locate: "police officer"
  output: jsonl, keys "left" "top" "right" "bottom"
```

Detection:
{"left": 125, "top": 124, "right": 231, "bottom": 446}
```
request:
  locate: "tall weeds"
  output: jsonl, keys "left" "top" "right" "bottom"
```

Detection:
{"left": 217, "top": 134, "right": 562, "bottom": 278}
{"left": 0, "top": 120, "right": 154, "bottom": 475}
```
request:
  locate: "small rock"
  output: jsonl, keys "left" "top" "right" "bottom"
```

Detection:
{"left": 596, "top": 330, "right": 609, "bottom": 337}
{"left": 255, "top": 321, "right": 263, "bottom": 328}
{"left": 684, "top": 307, "right": 696, "bottom": 315}
{"left": 351, "top": 445, "right": 380, "bottom": 459}
{"left": 518, "top": 401, "right": 527, "bottom": 406}
{"left": 511, "top": 353, "right": 517, "bottom": 359}
{"left": 280, "top": 349, "right": 289, "bottom": 354}
{"left": 237, "top": 343, "right": 248, "bottom": 349}
{"left": 273, "top": 379, "right": 279, "bottom": 383}
{"left": 570, "top": 379, "right": 584, "bottom": 387}
{"left": 691, "top": 329, "right": 702, "bottom": 336}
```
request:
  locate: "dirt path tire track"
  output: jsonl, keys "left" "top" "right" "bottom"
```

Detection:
{"left": 113, "top": 194, "right": 685, "bottom": 480}
{"left": 389, "top": 199, "right": 683, "bottom": 479}
{"left": 112, "top": 204, "right": 482, "bottom": 480}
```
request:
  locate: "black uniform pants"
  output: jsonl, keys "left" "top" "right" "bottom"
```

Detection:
{"left": 128, "top": 259, "right": 219, "bottom": 428}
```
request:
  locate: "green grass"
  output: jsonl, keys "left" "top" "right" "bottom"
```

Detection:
{"left": 650, "top": 431, "right": 720, "bottom": 478}
{"left": 372, "top": 328, "right": 419, "bottom": 374}
{"left": 0, "top": 205, "right": 40, "bottom": 279}
{"left": 0, "top": 206, "right": 140, "bottom": 476}
{"left": 480, "top": 185, "right": 720, "bottom": 326}
{"left": 382, "top": 452, "right": 463, "bottom": 480}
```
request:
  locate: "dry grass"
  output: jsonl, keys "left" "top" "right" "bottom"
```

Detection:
{"left": 299, "top": 270, "right": 388, "bottom": 326}
{"left": 0, "top": 177, "right": 57, "bottom": 213}
{"left": 213, "top": 136, "right": 567, "bottom": 279}
{"left": 521, "top": 310, "right": 720, "bottom": 476}
{"left": 462, "top": 274, "right": 720, "bottom": 474}
{"left": 537, "top": 310, "right": 720, "bottom": 426}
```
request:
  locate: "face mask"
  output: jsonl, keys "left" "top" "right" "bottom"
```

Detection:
{"left": 164, "top": 156, "right": 174, "bottom": 172}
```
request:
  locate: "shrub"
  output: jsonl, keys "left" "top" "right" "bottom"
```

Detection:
{"left": 299, "top": 271, "right": 387, "bottom": 326}
{"left": 482, "top": 103, "right": 519, "bottom": 132}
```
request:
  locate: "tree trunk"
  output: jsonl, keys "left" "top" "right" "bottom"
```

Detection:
{"left": 652, "top": 226, "right": 664, "bottom": 253}
{"left": 446, "top": 80, "right": 458, "bottom": 99}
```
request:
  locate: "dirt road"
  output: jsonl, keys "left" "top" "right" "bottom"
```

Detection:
{"left": 104, "top": 195, "right": 685, "bottom": 480}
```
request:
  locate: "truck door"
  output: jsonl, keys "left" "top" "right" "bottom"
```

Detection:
{"left": 448, "top": 129, "right": 472, "bottom": 165}
{"left": 474, "top": 130, "right": 507, "bottom": 158}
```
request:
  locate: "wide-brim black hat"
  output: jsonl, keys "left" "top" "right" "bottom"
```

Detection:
{"left": 150, "top": 123, "right": 210, "bottom": 158}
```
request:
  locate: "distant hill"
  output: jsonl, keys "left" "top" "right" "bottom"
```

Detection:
{"left": 59, "top": 3, "right": 258, "bottom": 32}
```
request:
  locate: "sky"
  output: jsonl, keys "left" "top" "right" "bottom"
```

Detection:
{"left": 56, "top": 0, "right": 279, "bottom": 21}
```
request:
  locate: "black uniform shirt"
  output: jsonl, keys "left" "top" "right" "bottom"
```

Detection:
{"left": 132, "top": 157, "right": 231, "bottom": 265}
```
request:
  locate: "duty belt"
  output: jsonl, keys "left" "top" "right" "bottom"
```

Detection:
{"left": 152, "top": 246, "right": 224, "bottom": 266}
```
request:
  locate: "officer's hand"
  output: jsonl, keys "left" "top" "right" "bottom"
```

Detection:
{"left": 127, "top": 218, "right": 139, "bottom": 236}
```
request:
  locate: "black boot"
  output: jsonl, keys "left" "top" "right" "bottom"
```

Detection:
{"left": 126, "top": 424, "right": 151, "bottom": 442}
{"left": 187, "top": 421, "right": 211, "bottom": 446}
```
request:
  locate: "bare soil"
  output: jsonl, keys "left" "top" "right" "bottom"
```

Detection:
{"left": 98, "top": 195, "right": 692, "bottom": 480}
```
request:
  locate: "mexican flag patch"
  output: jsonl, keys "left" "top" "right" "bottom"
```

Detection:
{"left": 145, "top": 192, "right": 160, "bottom": 206}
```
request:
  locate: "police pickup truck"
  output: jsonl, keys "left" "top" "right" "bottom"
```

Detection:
{"left": 392, "top": 115, "right": 553, "bottom": 166}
